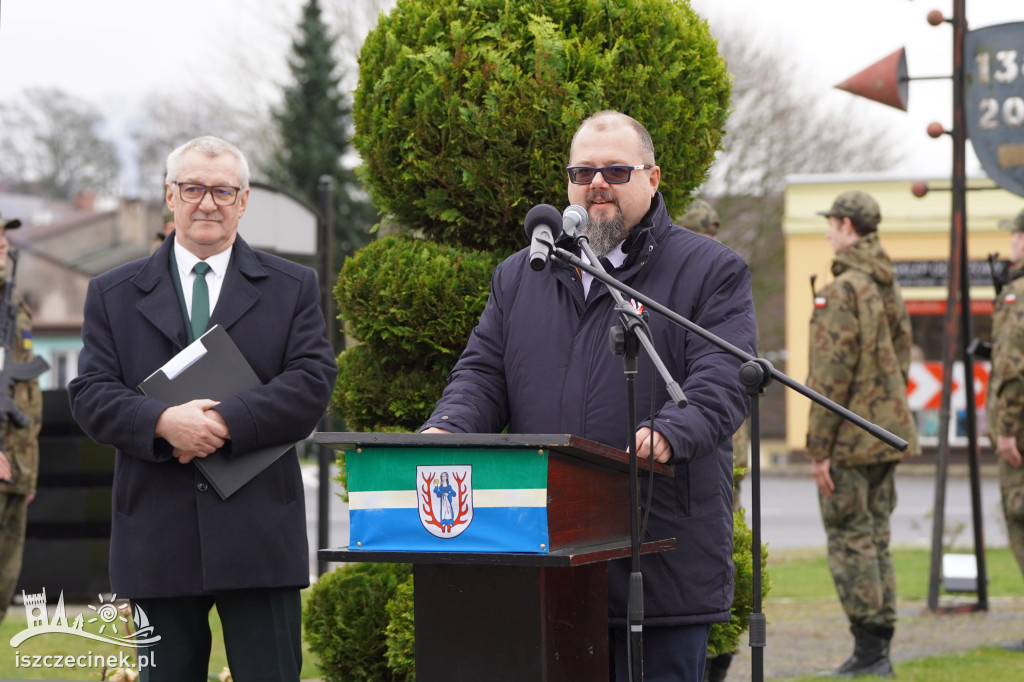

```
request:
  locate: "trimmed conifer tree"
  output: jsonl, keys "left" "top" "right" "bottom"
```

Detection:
{"left": 352, "top": 0, "right": 731, "bottom": 254}
{"left": 313, "top": 2, "right": 764, "bottom": 679}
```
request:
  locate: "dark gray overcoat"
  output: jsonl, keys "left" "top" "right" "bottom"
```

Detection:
{"left": 423, "top": 193, "right": 756, "bottom": 626}
{"left": 69, "top": 234, "right": 337, "bottom": 598}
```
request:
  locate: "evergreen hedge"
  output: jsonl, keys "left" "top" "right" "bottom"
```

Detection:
{"left": 331, "top": 234, "right": 501, "bottom": 431}
{"left": 303, "top": 562, "right": 413, "bottom": 682}
{"left": 352, "top": 0, "right": 730, "bottom": 254}
{"left": 383, "top": 575, "right": 416, "bottom": 681}
{"left": 311, "top": 0, "right": 746, "bottom": 678}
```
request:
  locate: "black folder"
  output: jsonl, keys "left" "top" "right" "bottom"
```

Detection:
{"left": 137, "top": 325, "right": 293, "bottom": 499}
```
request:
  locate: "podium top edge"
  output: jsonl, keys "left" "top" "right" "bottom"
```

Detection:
{"left": 313, "top": 432, "right": 673, "bottom": 477}
{"left": 318, "top": 537, "right": 677, "bottom": 568}
{"left": 316, "top": 431, "right": 586, "bottom": 448}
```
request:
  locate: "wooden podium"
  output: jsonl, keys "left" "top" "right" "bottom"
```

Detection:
{"left": 315, "top": 432, "right": 674, "bottom": 682}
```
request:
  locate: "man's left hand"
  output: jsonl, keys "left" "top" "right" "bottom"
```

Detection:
{"left": 997, "top": 434, "right": 1023, "bottom": 468}
{"left": 812, "top": 458, "right": 835, "bottom": 497}
{"left": 170, "top": 403, "right": 232, "bottom": 465}
{"left": 0, "top": 449, "right": 11, "bottom": 482}
{"left": 632, "top": 427, "right": 672, "bottom": 463}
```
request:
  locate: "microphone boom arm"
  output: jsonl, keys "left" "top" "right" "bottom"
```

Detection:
{"left": 551, "top": 245, "right": 909, "bottom": 452}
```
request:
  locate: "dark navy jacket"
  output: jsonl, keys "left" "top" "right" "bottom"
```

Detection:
{"left": 68, "top": 234, "right": 337, "bottom": 598}
{"left": 423, "top": 193, "right": 756, "bottom": 625}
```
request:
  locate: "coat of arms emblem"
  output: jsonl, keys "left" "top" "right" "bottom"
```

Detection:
{"left": 417, "top": 465, "right": 473, "bottom": 538}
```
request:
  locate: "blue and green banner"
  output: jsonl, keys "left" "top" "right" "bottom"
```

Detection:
{"left": 346, "top": 448, "right": 550, "bottom": 553}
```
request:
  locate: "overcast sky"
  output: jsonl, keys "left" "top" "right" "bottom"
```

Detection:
{"left": 1, "top": 0, "right": 1021, "bottom": 181}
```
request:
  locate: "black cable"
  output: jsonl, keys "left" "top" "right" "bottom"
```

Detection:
{"left": 639, "top": 352, "right": 657, "bottom": 541}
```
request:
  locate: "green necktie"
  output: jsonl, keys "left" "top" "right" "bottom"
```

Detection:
{"left": 191, "top": 261, "right": 212, "bottom": 341}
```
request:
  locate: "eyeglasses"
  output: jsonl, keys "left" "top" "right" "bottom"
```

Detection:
{"left": 173, "top": 182, "right": 243, "bottom": 206}
{"left": 566, "top": 165, "right": 653, "bottom": 185}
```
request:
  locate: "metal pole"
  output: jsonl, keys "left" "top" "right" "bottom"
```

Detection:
{"left": 928, "top": 0, "right": 988, "bottom": 613}
{"left": 747, "top": 371, "right": 765, "bottom": 682}
{"left": 316, "top": 175, "right": 336, "bottom": 578}
{"left": 951, "top": 0, "right": 989, "bottom": 612}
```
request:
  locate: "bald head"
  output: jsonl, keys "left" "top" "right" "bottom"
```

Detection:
{"left": 570, "top": 111, "right": 656, "bottom": 166}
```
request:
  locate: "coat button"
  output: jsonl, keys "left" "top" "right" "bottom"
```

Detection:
{"left": 197, "top": 481, "right": 209, "bottom": 492}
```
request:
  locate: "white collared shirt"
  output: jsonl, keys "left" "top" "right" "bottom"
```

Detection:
{"left": 173, "top": 241, "right": 233, "bottom": 319}
{"left": 581, "top": 241, "right": 628, "bottom": 298}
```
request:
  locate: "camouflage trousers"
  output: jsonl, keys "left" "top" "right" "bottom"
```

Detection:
{"left": 999, "top": 457, "right": 1024, "bottom": 578}
{"left": 818, "top": 461, "right": 899, "bottom": 629}
{"left": 0, "top": 491, "right": 29, "bottom": 626}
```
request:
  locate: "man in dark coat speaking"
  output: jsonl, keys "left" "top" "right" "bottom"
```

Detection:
{"left": 422, "top": 110, "right": 757, "bottom": 680}
{"left": 68, "top": 136, "right": 337, "bottom": 681}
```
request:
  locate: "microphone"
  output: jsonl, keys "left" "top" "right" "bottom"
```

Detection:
{"left": 562, "top": 204, "right": 588, "bottom": 239}
{"left": 524, "top": 204, "right": 563, "bottom": 271}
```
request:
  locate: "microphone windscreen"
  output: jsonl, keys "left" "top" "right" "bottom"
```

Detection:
{"left": 524, "top": 204, "right": 564, "bottom": 241}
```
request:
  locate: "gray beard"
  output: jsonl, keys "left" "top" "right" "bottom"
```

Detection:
{"left": 581, "top": 211, "right": 626, "bottom": 257}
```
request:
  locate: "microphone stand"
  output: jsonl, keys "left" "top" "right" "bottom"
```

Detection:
{"left": 550, "top": 244, "right": 908, "bottom": 682}
{"left": 573, "top": 235, "right": 686, "bottom": 682}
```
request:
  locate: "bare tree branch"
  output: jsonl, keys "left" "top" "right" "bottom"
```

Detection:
{"left": 689, "top": 24, "right": 907, "bottom": 353}
{"left": 0, "top": 88, "right": 121, "bottom": 199}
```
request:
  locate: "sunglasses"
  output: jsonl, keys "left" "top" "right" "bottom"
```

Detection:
{"left": 566, "top": 164, "right": 653, "bottom": 184}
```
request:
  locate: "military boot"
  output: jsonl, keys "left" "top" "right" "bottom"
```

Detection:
{"left": 833, "top": 624, "right": 894, "bottom": 678}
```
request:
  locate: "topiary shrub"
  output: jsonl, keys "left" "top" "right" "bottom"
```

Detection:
{"left": 331, "top": 234, "right": 502, "bottom": 431}
{"left": 352, "top": 0, "right": 731, "bottom": 254}
{"left": 334, "top": 234, "right": 500, "bottom": 360}
{"left": 324, "top": 1, "right": 738, "bottom": 676}
{"left": 332, "top": 344, "right": 453, "bottom": 432}
{"left": 303, "top": 562, "right": 413, "bottom": 682}
{"left": 384, "top": 574, "right": 416, "bottom": 681}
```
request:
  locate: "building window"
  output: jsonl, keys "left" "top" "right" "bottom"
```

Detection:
{"left": 50, "top": 350, "right": 78, "bottom": 390}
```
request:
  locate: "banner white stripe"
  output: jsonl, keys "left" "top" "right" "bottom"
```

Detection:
{"left": 349, "top": 488, "right": 547, "bottom": 510}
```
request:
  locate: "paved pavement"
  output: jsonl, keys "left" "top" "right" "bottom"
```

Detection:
{"left": 303, "top": 461, "right": 1009, "bottom": 578}
{"left": 738, "top": 468, "right": 1007, "bottom": 552}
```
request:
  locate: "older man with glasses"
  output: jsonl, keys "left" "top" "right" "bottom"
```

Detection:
{"left": 69, "top": 136, "right": 337, "bottom": 681}
{"left": 423, "top": 110, "right": 757, "bottom": 681}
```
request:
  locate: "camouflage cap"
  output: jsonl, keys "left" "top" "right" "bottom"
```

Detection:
{"left": 0, "top": 213, "right": 21, "bottom": 230}
{"left": 817, "top": 191, "right": 881, "bottom": 228}
{"left": 679, "top": 198, "right": 720, "bottom": 236}
{"left": 998, "top": 207, "right": 1024, "bottom": 232}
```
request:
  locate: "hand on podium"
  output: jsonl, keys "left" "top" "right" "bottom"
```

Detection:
{"left": 629, "top": 427, "right": 671, "bottom": 463}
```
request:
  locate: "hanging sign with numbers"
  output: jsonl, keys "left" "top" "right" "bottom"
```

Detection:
{"left": 965, "top": 22, "right": 1024, "bottom": 198}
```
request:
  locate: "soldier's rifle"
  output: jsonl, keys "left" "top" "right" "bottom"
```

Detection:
{"left": 0, "top": 248, "right": 50, "bottom": 456}
{"left": 967, "top": 253, "right": 1006, "bottom": 361}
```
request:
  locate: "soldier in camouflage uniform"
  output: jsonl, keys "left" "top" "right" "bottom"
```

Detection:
{"left": 680, "top": 198, "right": 752, "bottom": 682}
{"left": 986, "top": 207, "right": 1024, "bottom": 652}
{"left": 806, "top": 191, "right": 920, "bottom": 678}
{"left": 679, "top": 198, "right": 721, "bottom": 238}
{"left": 0, "top": 214, "right": 44, "bottom": 625}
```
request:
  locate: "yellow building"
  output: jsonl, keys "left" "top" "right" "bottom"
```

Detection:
{"left": 783, "top": 173, "right": 1024, "bottom": 459}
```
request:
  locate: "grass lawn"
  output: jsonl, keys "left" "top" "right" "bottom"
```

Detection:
{"left": 1, "top": 548, "right": 1021, "bottom": 680}
{"left": 768, "top": 545, "right": 1024, "bottom": 601}
{"left": 763, "top": 546, "right": 1024, "bottom": 681}
{"left": 0, "top": 593, "right": 321, "bottom": 681}
{"left": 780, "top": 647, "right": 1024, "bottom": 682}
